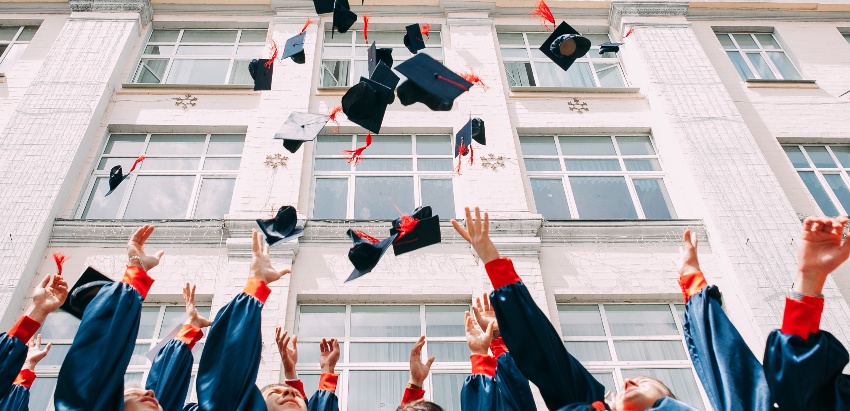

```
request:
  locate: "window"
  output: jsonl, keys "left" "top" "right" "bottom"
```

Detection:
{"left": 133, "top": 29, "right": 267, "bottom": 85}
{"left": 296, "top": 305, "right": 469, "bottom": 411}
{"left": 31, "top": 304, "right": 211, "bottom": 410}
{"left": 312, "top": 134, "right": 456, "bottom": 219}
{"left": 782, "top": 144, "right": 850, "bottom": 216}
{"left": 715, "top": 32, "right": 801, "bottom": 80}
{"left": 81, "top": 133, "right": 244, "bottom": 219}
{"left": 521, "top": 135, "right": 674, "bottom": 219}
{"left": 558, "top": 303, "right": 707, "bottom": 410}
{"left": 497, "top": 31, "right": 626, "bottom": 88}
{"left": 320, "top": 26, "right": 443, "bottom": 87}
{"left": 844, "top": 33, "right": 850, "bottom": 45}
{"left": 0, "top": 26, "right": 38, "bottom": 73}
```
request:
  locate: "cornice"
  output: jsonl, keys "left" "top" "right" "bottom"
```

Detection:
{"left": 69, "top": 0, "right": 152, "bottom": 24}
{"left": 50, "top": 219, "right": 229, "bottom": 247}
{"left": 609, "top": 1, "right": 689, "bottom": 29}
{"left": 541, "top": 219, "right": 706, "bottom": 245}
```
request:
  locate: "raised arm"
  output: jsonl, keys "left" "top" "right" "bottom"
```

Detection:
{"left": 0, "top": 335, "right": 52, "bottom": 410}
{"left": 307, "top": 338, "right": 341, "bottom": 411}
{"left": 399, "top": 336, "right": 434, "bottom": 407}
{"left": 461, "top": 311, "right": 497, "bottom": 411}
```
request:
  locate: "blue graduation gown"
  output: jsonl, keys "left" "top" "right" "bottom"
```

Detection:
{"left": 495, "top": 350, "right": 536, "bottom": 410}
{"left": 306, "top": 375, "right": 340, "bottom": 411}
{"left": 0, "top": 317, "right": 39, "bottom": 401}
{"left": 0, "top": 383, "right": 30, "bottom": 411}
{"left": 145, "top": 331, "right": 198, "bottom": 411}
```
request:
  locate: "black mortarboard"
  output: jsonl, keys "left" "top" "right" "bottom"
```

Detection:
{"left": 599, "top": 42, "right": 624, "bottom": 55}
{"left": 369, "top": 62, "right": 400, "bottom": 104}
{"left": 403, "top": 24, "right": 426, "bottom": 54}
{"left": 367, "top": 42, "right": 394, "bottom": 75}
{"left": 389, "top": 206, "right": 441, "bottom": 256}
{"left": 106, "top": 156, "right": 145, "bottom": 196}
{"left": 346, "top": 229, "right": 397, "bottom": 282}
{"left": 341, "top": 80, "right": 389, "bottom": 133}
{"left": 248, "top": 59, "right": 274, "bottom": 91}
{"left": 274, "top": 112, "right": 331, "bottom": 153}
{"left": 282, "top": 32, "right": 306, "bottom": 64}
{"left": 396, "top": 53, "right": 473, "bottom": 112}
{"left": 539, "top": 22, "right": 592, "bottom": 71}
{"left": 256, "top": 206, "right": 305, "bottom": 246}
{"left": 454, "top": 118, "right": 485, "bottom": 157}
{"left": 60, "top": 267, "right": 113, "bottom": 319}
{"left": 333, "top": 2, "right": 357, "bottom": 35}
{"left": 313, "top": 0, "right": 334, "bottom": 14}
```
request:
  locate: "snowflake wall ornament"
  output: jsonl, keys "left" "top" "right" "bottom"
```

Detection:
{"left": 568, "top": 97, "right": 589, "bottom": 114}
{"left": 480, "top": 153, "right": 506, "bottom": 171}
{"left": 173, "top": 94, "right": 197, "bottom": 109}
{"left": 264, "top": 153, "right": 288, "bottom": 170}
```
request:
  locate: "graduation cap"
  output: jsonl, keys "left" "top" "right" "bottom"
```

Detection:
{"left": 333, "top": 2, "right": 358, "bottom": 36}
{"left": 599, "top": 42, "right": 624, "bottom": 55}
{"left": 346, "top": 229, "right": 397, "bottom": 282}
{"left": 367, "top": 42, "right": 394, "bottom": 75}
{"left": 403, "top": 23, "right": 427, "bottom": 54}
{"left": 369, "top": 61, "right": 400, "bottom": 103}
{"left": 256, "top": 206, "right": 305, "bottom": 246}
{"left": 60, "top": 267, "right": 113, "bottom": 320}
{"left": 274, "top": 112, "right": 331, "bottom": 153}
{"left": 248, "top": 59, "right": 274, "bottom": 91}
{"left": 389, "top": 206, "right": 441, "bottom": 256}
{"left": 313, "top": 0, "right": 334, "bottom": 14}
{"left": 341, "top": 77, "right": 392, "bottom": 134}
{"left": 454, "top": 118, "right": 485, "bottom": 158}
{"left": 539, "top": 21, "right": 591, "bottom": 71}
{"left": 396, "top": 53, "right": 473, "bottom": 112}
{"left": 282, "top": 32, "right": 306, "bottom": 64}
{"left": 106, "top": 156, "right": 145, "bottom": 196}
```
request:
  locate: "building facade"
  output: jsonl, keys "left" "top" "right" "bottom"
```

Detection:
{"left": 1, "top": 0, "right": 850, "bottom": 409}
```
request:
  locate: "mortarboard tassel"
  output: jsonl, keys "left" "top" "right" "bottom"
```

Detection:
{"left": 455, "top": 140, "right": 469, "bottom": 174}
{"left": 363, "top": 15, "right": 369, "bottom": 44}
{"left": 420, "top": 23, "right": 431, "bottom": 39}
{"left": 623, "top": 26, "right": 635, "bottom": 39}
{"left": 436, "top": 75, "right": 470, "bottom": 92}
{"left": 531, "top": 0, "right": 556, "bottom": 31}
{"left": 265, "top": 39, "right": 278, "bottom": 69}
{"left": 342, "top": 132, "right": 372, "bottom": 165}
{"left": 395, "top": 215, "right": 420, "bottom": 239}
{"left": 354, "top": 230, "right": 380, "bottom": 244}
{"left": 53, "top": 252, "right": 67, "bottom": 276}
{"left": 128, "top": 155, "right": 146, "bottom": 173}
{"left": 300, "top": 18, "right": 314, "bottom": 35}
{"left": 328, "top": 105, "right": 343, "bottom": 132}
{"left": 460, "top": 69, "right": 488, "bottom": 91}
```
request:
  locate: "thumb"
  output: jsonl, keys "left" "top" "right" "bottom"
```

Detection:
{"left": 154, "top": 250, "right": 165, "bottom": 260}
{"left": 279, "top": 268, "right": 292, "bottom": 277}
{"left": 425, "top": 356, "right": 435, "bottom": 368}
{"left": 292, "top": 336, "right": 298, "bottom": 349}
{"left": 43, "top": 342, "right": 52, "bottom": 354}
{"left": 485, "top": 321, "right": 495, "bottom": 338}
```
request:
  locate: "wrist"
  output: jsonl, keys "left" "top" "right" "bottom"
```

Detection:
{"left": 24, "top": 305, "right": 49, "bottom": 324}
{"left": 284, "top": 369, "right": 298, "bottom": 380}
{"left": 408, "top": 377, "right": 424, "bottom": 387}
{"left": 470, "top": 348, "right": 488, "bottom": 355}
{"left": 128, "top": 256, "right": 147, "bottom": 271}
{"left": 794, "top": 272, "right": 826, "bottom": 296}
{"left": 22, "top": 361, "right": 36, "bottom": 371}
{"left": 321, "top": 365, "right": 335, "bottom": 374}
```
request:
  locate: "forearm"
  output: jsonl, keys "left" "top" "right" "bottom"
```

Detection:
{"left": 146, "top": 324, "right": 203, "bottom": 411}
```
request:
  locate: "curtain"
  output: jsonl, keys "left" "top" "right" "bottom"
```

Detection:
{"left": 348, "top": 370, "right": 407, "bottom": 411}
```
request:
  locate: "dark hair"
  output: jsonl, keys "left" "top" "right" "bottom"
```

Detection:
{"left": 396, "top": 401, "right": 445, "bottom": 411}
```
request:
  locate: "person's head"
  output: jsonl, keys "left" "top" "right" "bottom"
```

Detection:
{"left": 397, "top": 400, "right": 444, "bottom": 411}
{"left": 262, "top": 383, "right": 308, "bottom": 411}
{"left": 611, "top": 375, "right": 676, "bottom": 411}
{"left": 123, "top": 388, "right": 163, "bottom": 411}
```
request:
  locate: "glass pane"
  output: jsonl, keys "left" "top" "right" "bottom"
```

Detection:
{"left": 207, "top": 134, "right": 245, "bottom": 154}
{"left": 194, "top": 179, "right": 236, "bottom": 218}
{"left": 624, "top": 159, "right": 661, "bottom": 171}
{"left": 316, "top": 135, "right": 352, "bottom": 155}
{"left": 348, "top": 371, "right": 407, "bottom": 411}
{"left": 83, "top": 177, "right": 125, "bottom": 218}
{"left": 350, "top": 305, "right": 420, "bottom": 337}
{"left": 39, "top": 311, "right": 80, "bottom": 339}
{"left": 504, "top": 62, "right": 535, "bottom": 87}
{"left": 124, "top": 175, "right": 195, "bottom": 219}
{"left": 622, "top": 369, "right": 705, "bottom": 410}
{"left": 525, "top": 33, "right": 551, "bottom": 45}
{"left": 726, "top": 52, "right": 754, "bottom": 80}
{"left": 144, "top": 45, "right": 175, "bottom": 55}
{"left": 350, "top": 342, "right": 411, "bottom": 362}
{"left": 564, "top": 159, "right": 621, "bottom": 171}
{"left": 569, "top": 176, "right": 637, "bottom": 219}
{"left": 147, "top": 134, "right": 206, "bottom": 155}
{"left": 823, "top": 174, "right": 850, "bottom": 213}
{"left": 358, "top": 135, "right": 411, "bottom": 155}
{"left": 715, "top": 33, "right": 734, "bottom": 48}
{"left": 617, "top": 136, "right": 655, "bottom": 155}
{"left": 17, "top": 26, "right": 36, "bottom": 41}
{"left": 798, "top": 171, "right": 840, "bottom": 216}
{"left": 559, "top": 305, "right": 605, "bottom": 336}
{"left": 321, "top": 60, "right": 350, "bottom": 87}
{"left": 160, "top": 306, "right": 186, "bottom": 338}
{"left": 420, "top": 179, "right": 455, "bottom": 219}
{"left": 29, "top": 376, "right": 57, "bottom": 411}
{"left": 605, "top": 304, "right": 678, "bottom": 336}
{"left": 313, "top": 178, "right": 348, "bottom": 218}
{"left": 314, "top": 159, "right": 350, "bottom": 171}
{"left": 355, "top": 159, "right": 413, "bottom": 171}
{"left": 166, "top": 59, "right": 229, "bottom": 84}
{"left": 323, "top": 45, "right": 351, "bottom": 59}
{"left": 767, "top": 52, "right": 801, "bottom": 80}
{"left": 428, "top": 342, "right": 469, "bottom": 362}
{"left": 565, "top": 341, "right": 612, "bottom": 362}
{"left": 239, "top": 30, "right": 268, "bottom": 43}
{"left": 38, "top": 344, "right": 71, "bottom": 366}
{"left": 595, "top": 63, "right": 625, "bottom": 87}
{"left": 150, "top": 30, "right": 180, "bottom": 43}
{"left": 0, "top": 27, "right": 20, "bottom": 41}
{"left": 783, "top": 146, "right": 809, "bottom": 168}
{"left": 524, "top": 159, "right": 562, "bottom": 171}
{"left": 520, "top": 136, "right": 556, "bottom": 155}
{"left": 229, "top": 59, "right": 253, "bottom": 85}
{"left": 299, "top": 374, "right": 321, "bottom": 399}
{"left": 416, "top": 135, "right": 451, "bottom": 155}
{"left": 432, "top": 374, "right": 466, "bottom": 411}
{"left": 192, "top": 342, "right": 204, "bottom": 364}
{"left": 536, "top": 61, "right": 595, "bottom": 87}
{"left": 362, "top": 31, "right": 405, "bottom": 44}
{"left": 754, "top": 34, "right": 780, "bottom": 49}
{"left": 353, "top": 60, "right": 369, "bottom": 81}
{"left": 417, "top": 159, "right": 453, "bottom": 171}
{"left": 323, "top": 31, "right": 351, "bottom": 44}
{"left": 98, "top": 157, "right": 134, "bottom": 171}
{"left": 615, "top": 340, "right": 687, "bottom": 361}
{"left": 497, "top": 32, "right": 526, "bottom": 45}
{"left": 125, "top": 372, "right": 144, "bottom": 386}
{"left": 845, "top": 34, "right": 850, "bottom": 45}
{"left": 590, "top": 372, "right": 615, "bottom": 396}
{"left": 202, "top": 158, "right": 241, "bottom": 170}
{"left": 732, "top": 34, "right": 758, "bottom": 49}
{"left": 104, "top": 135, "right": 146, "bottom": 155}
{"left": 500, "top": 48, "right": 529, "bottom": 58}
{"left": 137, "top": 307, "right": 161, "bottom": 339}
{"left": 560, "top": 136, "right": 616, "bottom": 156}
{"left": 530, "top": 178, "right": 571, "bottom": 219}
{"left": 297, "top": 306, "right": 345, "bottom": 337}
{"left": 130, "top": 344, "right": 153, "bottom": 365}
{"left": 295, "top": 343, "right": 324, "bottom": 367}
{"left": 176, "top": 45, "right": 234, "bottom": 55}
{"left": 634, "top": 179, "right": 674, "bottom": 219}
{"left": 142, "top": 158, "right": 200, "bottom": 170}
{"left": 353, "top": 177, "right": 413, "bottom": 219}
{"left": 745, "top": 53, "right": 776, "bottom": 80}
{"left": 832, "top": 146, "right": 850, "bottom": 168}
{"left": 135, "top": 58, "right": 168, "bottom": 83}
{"left": 425, "top": 306, "right": 467, "bottom": 337}
{"left": 804, "top": 146, "right": 837, "bottom": 168}
{"left": 180, "top": 30, "right": 237, "bottom": 43}
{"left": 235, "top": 45, "right": 263, "bottom": 57}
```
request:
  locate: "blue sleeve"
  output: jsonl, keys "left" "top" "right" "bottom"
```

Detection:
{"left": 0, "top": 384, "right": 30, "bottom": 411}
{"left": 763, "top": 329, "right": 850, "bottom": 410}
{"left": 307, "top": 390, "right": 339, "bottom": 411}
{"left": 0, "top": 335, "right": 27, "bottom": 400}
{"left": 461, "top": 374, "right": 497, "bottom": 411}
{"left": 54, "top": 280, "right": 145, "bottom": 411}
{"left": 195, "top": 293, "right": 265, "bottom": 411}
{"left": 494, "top": 352, "right": 535, "bottom": 411}
{"left": 490, "top": 281, "right": 604, "bottom": 410}
{"left": 682, "top": 285, "right": 771, "bottom": 411}
{"left": 146, "top": 339, "right": 194, "bottom": 411}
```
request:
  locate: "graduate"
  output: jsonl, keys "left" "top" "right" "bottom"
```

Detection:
{"left": 0, "top": 334, "right": 53, "bottom": 410}
{"left": 397, "top": 336, "right": 443, "bottom": 411}
{"left": 763, "top": 216, "right": 850, "bottom": 410}
{"left": 261, "top": 327, "right": 340, "bottom": 411}
{"left": 451, "top": 207, "right": 694, "bottom": 411}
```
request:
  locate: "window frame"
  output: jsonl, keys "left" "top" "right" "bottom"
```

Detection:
{"left": 0, "top": 25, "right": 38, "bottom": 73}
{"left": 783, "top": 144, "right": 850, "bottom": 216}
{"left": 843, "top": 32, "right": 850, "bottom": 45}
{"left": 715, "top": 32, "right": 802, "bottom": 81}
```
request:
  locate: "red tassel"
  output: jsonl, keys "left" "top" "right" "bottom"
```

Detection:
{"left": 265, "top": 39, "right": 278, "bottom": 69}
{"left": 460, "top": 69, "right": 488, "bottom": 91}
{"left": 420, "top": 23, "right": 431, "bottom": 39}
{"left": 128, "top": 155, "right": 146, "bottom": 173}
{"left": 53, "top": 252, "right": 67, "bottom": 276}
{"left": 531, "top": 0, "right": 556, "bottom": 31}
{"left": 623, "top": 26, "right": 635, "bottom": 38}
{"left": 342, "top": 133, "right": 372, "bottom": 165}
{"left": 436, "top": 75, "right": 470, "bottom": 92}
{"left": 455, "top": 140, "right": 470, "bottom": 174}
{"left": 363, "top": 15, "right": 369, "bottom": 44}
{"left": 396, "top": 215, "right": 420, "bottom": 239}
{"left": 354, "top": 230, "right": 380, "bottom": 244}
{"left": 469, "top": 143, "right": 474, "bottom": 166}
{"left": 300, "top": 18, "right": 314, "bottom": 35}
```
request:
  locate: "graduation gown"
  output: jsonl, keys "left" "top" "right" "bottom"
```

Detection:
{"left": 763, "top": 294, "right": 850, "bottom": 410}
{"left": 145, "top": 324, "right": 204, "bottom": 411}
{"left": 54, "top": 266, "right": 154, "bottom": 411}
{"left": 0, "top": 370, "right": 35, "bottom": 411}
{"left": 678, "top": 272, "right": 772, "bottom": 411}
{"left": 284, "top": 374, "right": 340, "bottom": 411}
{"left": 460, "top": 338, "right": 535, "bottom": 411}
{"left": 0, "top": 316, "right": 40, "bottom": 400}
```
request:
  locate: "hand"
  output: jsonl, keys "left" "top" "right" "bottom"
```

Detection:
{"left": 795, "top": 216, "right": 850, "bottom": 295}
{"left": 408, "top": 335, "right": 434, "bottom": 387}
{"left": 127, "top": 225, "right": 165, "bottom": 271}
{"left": 465, "top": 311, "right": 494, "bottom": 355}
{"left": 319, "top": 338, "right": 340, "bottom": 374}
{"left": 472, "top": 293, "right": 499, "bottom": 337}
{"left": 677, "top": 229, "right": 701, "bottom": 276}
{"left": 27, "top": 273, "right": 69, "bottom": 323}
{"left": 276, "top": 327, "right": 298, "bottom": 379}
{"left": 250, "top": 230, "right": 291, "bottom": 284}
{"left": 183, "top": 283, "right": 211, "bottom": 328}
{"left": 451, "top": 207, "right": 500, "bottom": 264}
{"left": 22, "top": 335, "right": 51, "bottom": 371}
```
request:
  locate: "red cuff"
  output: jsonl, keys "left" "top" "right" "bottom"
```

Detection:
{"left": 401, "top": 387, "right": 425, "bottom": 405}
{"left": 175, "top": 324, "right": 203, "bottom": 350}
{"left": 678, "top": 271, "right": 708, "bottom": 303}
{"left": 243, "top": 277, "right": 271, "bottom": 304}
{"left": 318, "top": 373, "right": 339, "bottom": 393}
{"left": 13, "top": 369, "right": 35, "bottom": 389}
{"left": 490, "top": 337, "right": 508, "bottom": 358}
{"left": 8, "top": 316, "right": 40, "bottom": 343}
{"left": 285, "top": 379, "right": 307, "bottom": 399}
{"left": 484, "top": 258, "right": 522, "bottom": 289}
{"left": 781, "top": 295, "right": 825, "bottom": 341}
{"left": 122, "top": 265, "right": 154, "bottom": 299}
{"left": 471, "top": 353, "right": 497, "bottom": 377}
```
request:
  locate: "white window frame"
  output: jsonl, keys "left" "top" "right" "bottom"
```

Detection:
{"left": 716, "top": 32, "right": 802, "bottom": 80}
{"left": 521, "top": 134, "right": 675, "bottom": 220}
{"left": 783, "top": 144, "right": 850, "bottom": 216}
{"left": 0, "top": 25, "right": 38, "bottom": 73}
{"left": 843, "top": 32, "right": 850, "bottom": 45}
{"left": 311, "top": 133, "right": 456, "bottom": 219}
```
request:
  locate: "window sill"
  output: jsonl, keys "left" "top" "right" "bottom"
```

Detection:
{"left": 316, "top": 86, "right": 350, "bottom": 96}
{"left": 745, "top": 79, "right": 818, "bottom": 89}
{"left": 541, "top": 219, "right": 706, "bottom": 245}
{"left": 119, "top": 83, "right": 257, "bottom": 92}
{"left": 509, "top": 86, "right": 642, "bottom": 97}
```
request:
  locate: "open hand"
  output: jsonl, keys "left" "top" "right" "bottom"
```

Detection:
{"left": 128, "top": 225, "right": 165, "bottom": 271}
{"left": 451, "top": 207, "right": 500, "bottom": 264}
{"left": 28, "top": 273, "right": 69, "bottom": 323}
{"left": 796, "top": 216, "right": 850, "bottom": 295}
{"left": 677, "top": 229, "right": 701, "bottom": 276}
{"left": 23, "top": 334, "right": 51, "bottom": 371}
{"left": 276, "top": 327, "right": 298, "bottom": 379}
{"left": 183, "top": 283, "right": 211, "bottom": 328}
{"left": 472, "top": 293, "right": 499, "bottom": 336}
{"left": 251, "top": 230, "right": 291, "bottom": 284}
{"left": 465, "top": 311, "right": 494, "bottom": 355}
{"left": 408, "top": 336, "right": 435, "bottom": 387}
{"left": 319, "top": 338, "right": 340, "bottom": 374}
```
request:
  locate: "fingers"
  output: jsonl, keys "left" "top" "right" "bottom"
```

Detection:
{"left": 682, "top": 229, "right": 690, "bottom": 245}
{"left": 483, "top": 211, "right": 489, "bottom": 237}
{"left": 474, "top": 207, "right": 482, "bottom": 238}
{"left": 804, "top": 217, "right": 816, "bottom": 232}
{"left": 190, "top": 285, "right": 196, "bottom": 302}
{"left": 450, "top": 219, "right": 473, "bottom": 243}
{"left": 36, "top": 334, "right": 41, "bottom": 349}
{"left": 275, "top": 326, "right": 282, "bottom": 343}
{"left": 129, "top": 225, "right": 146, "bottom": 245}
{"left": 39, "top": 274, "right": 50, "bottom": 288}
{"left": 464, "top": 311, "right": 476, "bottom": 334}
{"left": 252, "top": 229, "right": 260, "bottom": 254}
{"left": 320, "top": 338, "right": 328, "bottom": 353}
{"left": 264, "top": 243, "right": 270, "bottom": 257}
{"left": 485, "top": 321, "right": 495, "bottom": 337}
{"left": 183, "top": 283, "right": 190, "bottom": 302}
{"left": 465, "top": 207, "right": 476, "bottom": 238}
{"left": 411, "top": 335, "right": 425, "bottom": 356}
{"left": 331, "top": 338, "right": 338, "bottom": 351}
{"left": 425, "top": 356, "right": 435, "bottom": 368}
{"left": 292, "top": 336, "right": 298, "bottom": 351}
{"left": 483, "top": 293, "right": 491, "bottom": 312}
{"left": 43, "top": 342, "right": 52, "bottom": 354}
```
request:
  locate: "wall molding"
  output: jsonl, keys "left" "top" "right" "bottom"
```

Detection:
{"left": 69, "top": 0, "right": 152, "bottom": 24}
